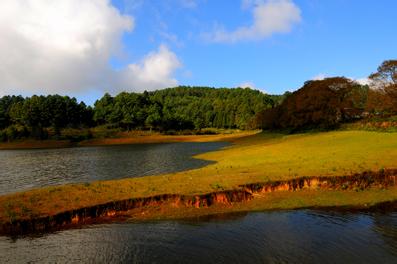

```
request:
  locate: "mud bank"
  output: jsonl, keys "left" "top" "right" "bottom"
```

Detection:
{"left": 242, "top": 169, "right": 397, "bottom": 193}
{"left": 0, "top": 191, "right": 253, "bottom": 236}
{"left": 1, "top": 169, "right": 397, "bottom": 236}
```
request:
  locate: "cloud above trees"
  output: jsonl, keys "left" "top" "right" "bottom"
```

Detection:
{"left": 0, "top": 0, "right": 181, "bottom": 95}
{"left": 312, "top": 73, "right": 371, "bottom": 86}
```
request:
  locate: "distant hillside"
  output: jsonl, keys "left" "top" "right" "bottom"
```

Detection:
{"left": 93, "top": 86, "right": 279, "bottom": 131}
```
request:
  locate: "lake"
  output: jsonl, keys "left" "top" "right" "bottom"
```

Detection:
{"left": 0, "top": 142, "right": 396, "bottom": 263}
{"left": 0, "top": 142, "right": 228, "bottom": 195}
{"left": 1, "top": 210, "right": 396, "bottom": 263}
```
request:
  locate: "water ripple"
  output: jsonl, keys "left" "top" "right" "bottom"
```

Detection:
{"left": 0, "top": 142, "right": 228, "bottom": 195}
{"left": 1, "top": 211, "right": 396, "bottom": 263}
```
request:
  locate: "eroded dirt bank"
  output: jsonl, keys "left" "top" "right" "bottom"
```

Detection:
{"left": 1, "top": 169, "right": 397, "bottom": 236}
{"left": 242, "top": 169, "right": 397, "bottom": 193}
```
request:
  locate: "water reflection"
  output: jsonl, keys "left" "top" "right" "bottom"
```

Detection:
{"left": 372, "top": 214, "right": 397, "bottom": 254}
{"left": 0, "top": 142, "right": 228, "bottom": 195}
{"left": 1, "top": 211, "right": 396, "bottom": 263}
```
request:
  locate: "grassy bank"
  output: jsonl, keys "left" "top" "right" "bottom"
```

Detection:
{"left": 78, "top": 130, "right": 256, "bottom": 147}
{"left": 1, "top": 130, "right": 397, "bottom": 227}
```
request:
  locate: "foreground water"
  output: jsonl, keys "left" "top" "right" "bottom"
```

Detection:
{"left": 0, "top": 142, "right": 228, "bottom": 195}
{"left": 0, "top": 210, "right": 396, "bottom": 263}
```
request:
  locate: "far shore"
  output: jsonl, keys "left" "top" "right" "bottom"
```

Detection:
{"left": 0, "top": 130, "right": 258, "bottom": 150}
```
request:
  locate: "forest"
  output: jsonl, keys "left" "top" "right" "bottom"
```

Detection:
{"left": 1, "top": 60, "right": 396, "bottom": 142}
{"left": 0, "top": 86, "right": 278, "bottom": 141}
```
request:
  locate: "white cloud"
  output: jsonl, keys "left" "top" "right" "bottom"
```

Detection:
{"left": 355, "top": 77, "right": 371, "bottom": 86}
{"left": 312, "top": 73, "right": 327, "bottom": 81}
{"left": 205, "top": 0, "right": 301, "bottom": 43}
{"left": 239, "top": 82, "right": 258, "bottom": 89}
{"left": 312, "top": 74, "right": 372, "bottom": 86}
{"left": 0, "top": 0, "right": 182, "bottom": 96}
{"left": 238, "top": 81, "right": 267, "bottom": 93}
{"left": 116, "top": 45, "right": 181, "bottom": 92}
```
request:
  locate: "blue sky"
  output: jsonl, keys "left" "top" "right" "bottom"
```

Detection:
{"left": 112, "top": 0, "right": 395, "bottom": 91}
{"left": 0, "top": 0, "right": 396, "bottom": 105}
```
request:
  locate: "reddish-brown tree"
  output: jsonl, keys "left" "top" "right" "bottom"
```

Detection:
{"left": 256, "top": 77, "right": 365, "bottom": 130}
{"left": 368, "top": 60, "right": 397, "bottom": 114}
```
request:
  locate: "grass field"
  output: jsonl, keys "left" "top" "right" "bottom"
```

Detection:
{"left": 1, "top": 130, "right": 397, "bottom": 224}
{"left": 190, "top": 130, "right": 397, "bottom": 184}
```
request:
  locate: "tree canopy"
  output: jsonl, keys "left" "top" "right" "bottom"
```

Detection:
{"left": 0, "top": 86, "right": 277, "bottom": 141}
{"left": 0, "top": 95, "right": 92, "bottom": 141}
{"left": 93, "top": 86, "right": 276, "bottom": 131}
{"left": 255, "top": 60, "right": 397, "bottom": 131}
{"left": 255, "top": 77, "right": 367, "bottom": 130}
{"left": 367, "top": 60, "right": 397, "bottom": 114}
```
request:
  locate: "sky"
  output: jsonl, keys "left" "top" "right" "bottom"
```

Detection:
{"left": 0, "top": 0, "right": 396, "bottom": 105}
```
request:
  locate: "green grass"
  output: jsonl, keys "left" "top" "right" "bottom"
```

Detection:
{"left": 190, "top": 130, "right": 397, "bottom": 184}
{"left": 1, "top": 130, "right": 397, "bottom": 223}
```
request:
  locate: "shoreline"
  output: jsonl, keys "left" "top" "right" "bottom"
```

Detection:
{"left": 3, "top": 197, "right": 397, "bottom": 237}
{"left": 1, "top": 169, "right": 396, "bottom": 236}
{"left": 0, "top": 131, "right": 257, "bottom": 150}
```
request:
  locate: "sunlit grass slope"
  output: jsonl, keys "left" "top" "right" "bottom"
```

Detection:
{"left": 1, "top": 130, "right": 397, "bottom": 222}
{"left": 189, "top": 130, "right": 397, "bottom": 185}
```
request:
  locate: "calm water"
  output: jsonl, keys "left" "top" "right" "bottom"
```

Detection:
{"left": 0, "top": 210, "right": 396, "bottom": 263}
{"left": 1, "top": 143, "right": 396, "bottom": 263}
{"left": 0, "top": 142, "right": 228, "bottom": 195}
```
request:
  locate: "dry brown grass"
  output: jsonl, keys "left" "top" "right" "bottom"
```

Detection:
{"left": 78, "top": 130, "right": 257, "bottom": 146}
{"left": 0, "top": 140, "right": 73, "bottom": 150}
{"left": 0, "top": 130, "right": 257, "bottom": 150}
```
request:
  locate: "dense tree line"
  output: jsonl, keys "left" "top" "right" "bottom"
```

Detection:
{"left": 0, "top": 95, "right": 92, "bottom": 141}
{"left": 0, "top": 87, "right": 277, "bottom": 141}
{"left": 255, "top": 60, "right": 397, "bottom": 131}
{"left": 93, "top": 87, "right": 277, "bottom": 131}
